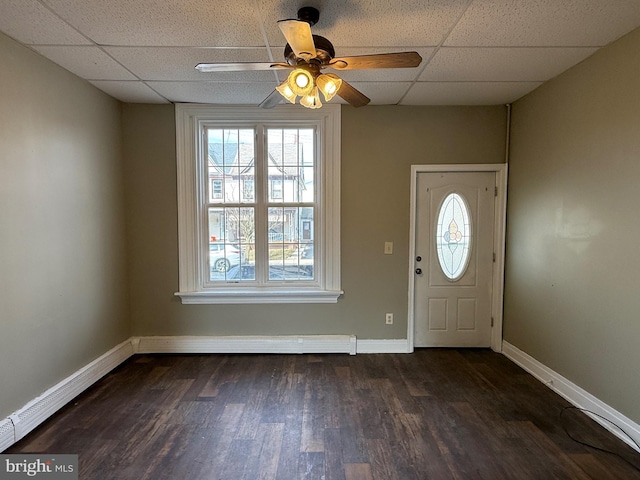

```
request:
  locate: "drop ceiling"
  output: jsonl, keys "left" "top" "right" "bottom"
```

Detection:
{"left": 2, "top": 0, "right": 640, "bottom": 106}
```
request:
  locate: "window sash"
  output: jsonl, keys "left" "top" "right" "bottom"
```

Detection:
{"left": 202, "top": 124, "right": 318, "bottom": 288}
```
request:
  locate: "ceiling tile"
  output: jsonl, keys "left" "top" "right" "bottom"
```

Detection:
{"left": 422, "top": 47, "right": 598, "bottom": 81}
{"left": 0, "top": 0, "right": 90, "bottom": 45}
{"left": 446, "top": 0, "right": 640, "bottom": 47}
{"left": 2, "top": 0, "right": 640, "bottom": 106}
{"left": 104, "top": 47, "right": 278, "bottom": 81}
{"left": 44, "top": 0, "right": 265, "bottom": 46}
{"left": 33, "top": 46, "right": 137, "bottom": 80}
{"left": 401, "top": 81, "right": 543, "bottom": 105}
{"left": 147, "top": 81, "right": 277, "bottom": 105}
{"left": 89, "top": 81, "right": 170, "bottom": 103}
{"left": 260, "top": 0, "right": 471, "bottom": 47}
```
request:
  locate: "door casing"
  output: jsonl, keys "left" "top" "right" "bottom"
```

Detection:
{"left": 408, "top": 164, "right": 508, "bottom": 352}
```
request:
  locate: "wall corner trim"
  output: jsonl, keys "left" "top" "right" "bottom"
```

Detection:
{"left": 502, "top": 340, "right": 640, "bottom": 453}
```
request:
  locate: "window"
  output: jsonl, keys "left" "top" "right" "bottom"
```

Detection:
{"left": 270, "top": 179, "right": 283, "bottom": 199}
{"left": 211, "top": 180, "right": 223, "bottom": 199}
{"left": 175, "top": 105, "right": 342, "bottom": 304}
{"left": 243, "top": 179, "right": 254, "bottom": 200}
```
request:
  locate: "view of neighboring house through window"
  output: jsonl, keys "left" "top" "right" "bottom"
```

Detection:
{"left": 206, "top": 127, "right": 315, "bottom": 284}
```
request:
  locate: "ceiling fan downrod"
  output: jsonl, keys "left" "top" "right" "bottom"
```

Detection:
{"left": 297, "top": 6, "right": 320, "bottom": 26}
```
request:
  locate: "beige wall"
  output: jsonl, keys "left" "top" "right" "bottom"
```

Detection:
{"left": 505, "top": 27, "right": 640, "bottom": 423}
{"left": 0, "top": 33, "right": 129, "bottom": 419}
{"left": 123, "top": 104, "right": 506, "bottom": 338}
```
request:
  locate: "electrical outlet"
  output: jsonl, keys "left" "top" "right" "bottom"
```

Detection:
{"left": 385, "top": 313, "right": 393, "bottom": 325}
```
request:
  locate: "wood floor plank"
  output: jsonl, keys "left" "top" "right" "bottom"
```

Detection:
{"left": 364, "top": 439, "right": 400, "bottom": 480}
{"left": 344, "top": 463, "right": 373, "bottom": 480}
{"left": 5, "top": 351, "right": 640, "bottom": 480}
{"left": 324, "top": 428, "right": 346, "bottom": 480}
{"left": 296, "top": 452, "right": 324, "bottom": 480}
{"left": 253, "top": 423, "right": 284, "bottom": 480}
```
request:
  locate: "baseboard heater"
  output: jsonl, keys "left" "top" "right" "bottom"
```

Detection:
{"left": 132, "top": 334, "right": 357, "bottom": 355}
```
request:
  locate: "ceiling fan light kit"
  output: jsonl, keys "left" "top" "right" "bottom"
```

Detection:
{"left": 286, "top": 68, "right": 314, "bottom": 96}
{"left": 300, "top": 86, "right": 322, "bottom": 109}
{"left": 275, "top": 81, "right": 297, "bottom": 104}
{"left": 276, "top": 69, "right": 342, "bottom": 106}
{"left": 195, "top": 6, "right": 422, "bottom": 109}
{"left": 315, "top": 73, "right": 342, "bottom": 101}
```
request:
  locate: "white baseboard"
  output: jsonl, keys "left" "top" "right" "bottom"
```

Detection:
{"left": 356, "top": 339, "right": 411, "bottom": 354}
{"left": 1, "top": 339, "right": 135, "bottom": 452}
{"left": 133, "top": 335, "right": 358, "bottom": 355}
{"left": 502, "top": 340, "right": 640, "bottom": 453}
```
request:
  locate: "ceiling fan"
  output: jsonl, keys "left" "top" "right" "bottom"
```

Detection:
{"left": 195, "top": 6, "right": 422, "bottom": 109}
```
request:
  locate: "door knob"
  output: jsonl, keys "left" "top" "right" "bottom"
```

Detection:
{"left": 415, "top": 268, "right": 422, "bottom": 275}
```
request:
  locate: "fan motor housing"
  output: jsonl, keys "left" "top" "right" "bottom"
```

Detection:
{"left": 284, "top": 35, "right": 336, "bottom": 66}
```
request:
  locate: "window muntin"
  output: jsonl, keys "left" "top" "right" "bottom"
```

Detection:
{"left": 436, "top": 192, "right": 472, "bottom": 281}
{"left": 175, "top": 104, "right": 341, "bottom": 304}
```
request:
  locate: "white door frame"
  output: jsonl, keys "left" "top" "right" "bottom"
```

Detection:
{"left": 408, "top": 164, "right": 508, "bottom": 353}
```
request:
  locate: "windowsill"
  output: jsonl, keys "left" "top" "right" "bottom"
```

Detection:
{"left": 175, "top": 288, "right": 343, "bottom": 304}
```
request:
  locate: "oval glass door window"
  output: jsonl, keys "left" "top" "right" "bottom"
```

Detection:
{"left": 436, "top": 193, "right": 472, "bottom": 281}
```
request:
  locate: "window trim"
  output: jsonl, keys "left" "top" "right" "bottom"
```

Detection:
{"left": 175, "top": 104, "right": 342, "bottom": 304}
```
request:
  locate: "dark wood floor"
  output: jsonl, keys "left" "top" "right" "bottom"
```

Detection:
{"left": 7, "top": 349, "right": 640, "bottom": 479}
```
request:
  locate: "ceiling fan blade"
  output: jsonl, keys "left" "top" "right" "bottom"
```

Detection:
{"left": 337, "top": 80, "right": 370, "bottom": 108}
{"left": 259, "top": 90, "right": 283, "bottom": 109}
{"left": 329, "top": 52, "right": 422, "bottom": 70}
{"left": 278, "top": 20, "right": 316, "bottom": 60}
{"left": 195, "top": 62, "right": 291, "bottom": 72}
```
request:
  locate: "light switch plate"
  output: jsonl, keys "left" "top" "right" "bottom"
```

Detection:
{"left": 384, "top": 242, "right": 393, "bottom": 254}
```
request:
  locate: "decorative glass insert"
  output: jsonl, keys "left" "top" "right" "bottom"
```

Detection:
{"left": 436, "top": 193, "right": 472, "bottom": 281}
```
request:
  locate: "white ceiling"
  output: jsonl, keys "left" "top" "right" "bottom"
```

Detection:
{"left": 2, "top": 0, "right": 640, "bottom": 106}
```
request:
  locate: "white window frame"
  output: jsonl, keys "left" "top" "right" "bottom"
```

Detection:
{"left": 175, "top": 104, "right": 342, "bottom": 304}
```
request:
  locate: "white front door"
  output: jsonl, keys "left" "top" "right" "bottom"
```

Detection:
{"left": 413, "top": 171, "right": 496, "bottom": 347}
